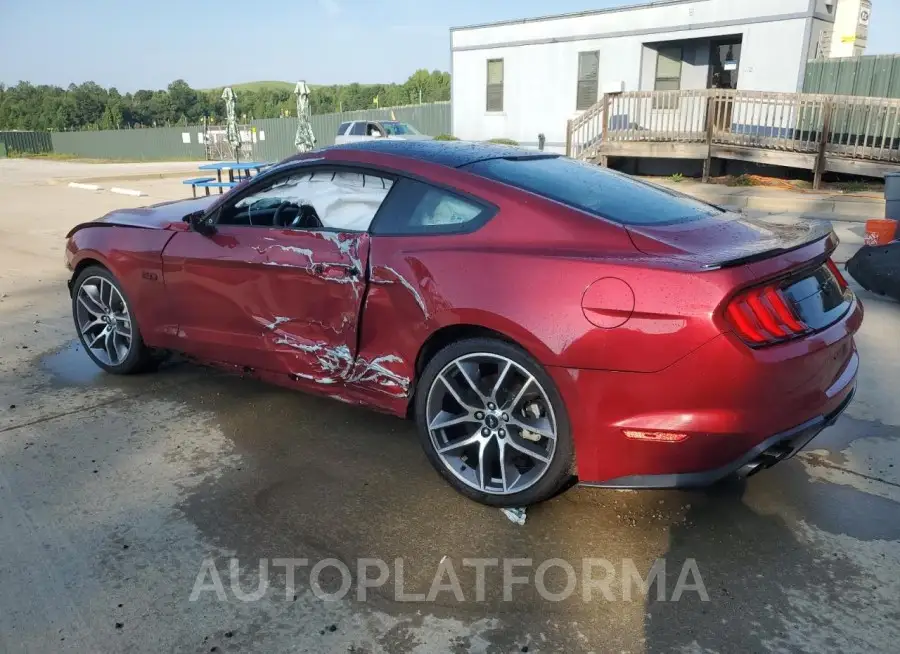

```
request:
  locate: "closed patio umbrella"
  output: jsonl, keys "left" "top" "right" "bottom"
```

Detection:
{"left": 294, "top": 81, "right": 316, "bottom": 153}
{"left": 222, "top": 86, "right": 242, "bottom": 163}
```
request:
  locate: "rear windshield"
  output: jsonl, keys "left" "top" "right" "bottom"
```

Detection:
{"left": 463, "top": 156, "right": 722, "bottom": 225}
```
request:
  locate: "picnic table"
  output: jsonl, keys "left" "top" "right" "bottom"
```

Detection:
{"left": 183, "top": 179, "right": 239, "bottom": 196}
{"left": 197, "top": 161, "right": 270, "bottom": 184}
{"left": 185, "top": 161, "right": 271, "bottom": 196}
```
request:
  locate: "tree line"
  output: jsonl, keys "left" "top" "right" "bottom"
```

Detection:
{"left": 0, "top": 69, "right": 450, "bottom": 131}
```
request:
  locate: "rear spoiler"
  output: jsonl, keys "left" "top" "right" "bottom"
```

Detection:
{"left": 709, "top": 230, "right": 838, "bottom": 270}
{"left": 698, "top": 218, "right": 837, "bottom": 270}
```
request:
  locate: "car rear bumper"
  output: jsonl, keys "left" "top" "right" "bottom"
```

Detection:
{"left": 581, "top": 383, "right": 855, "bottom": 489}
{"left": 548, "top": 297, "right": 862, "bottom": 487}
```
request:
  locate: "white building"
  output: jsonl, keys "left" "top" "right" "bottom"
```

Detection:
{"left": 451, "top": 0, "right": 866, "bottom": 152}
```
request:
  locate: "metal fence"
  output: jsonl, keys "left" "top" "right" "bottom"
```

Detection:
{"left": 51, "top": 126, "right": 208, "bottom": 160}
{"left": 252, "top": 102, "right": 451, "bottom": 161}
{"left": 804, "top": 55, "right": 900, "bottom": 98}
{"left": 0, "top": 130, "right": 53, "bottom": 154}
{"left": 30, "top": 102, "right": 451, "bottom": 162}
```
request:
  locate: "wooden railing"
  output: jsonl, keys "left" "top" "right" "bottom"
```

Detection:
{"left": 567, "top": 89, "right": 900, "bottom": 186}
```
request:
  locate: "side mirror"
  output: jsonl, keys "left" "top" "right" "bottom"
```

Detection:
{"left": 184, "top": 210, "right": 217, "bottom": 236}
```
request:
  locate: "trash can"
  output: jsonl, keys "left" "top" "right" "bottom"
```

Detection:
{"left": 0, "top": 141, "right": 7, "bottom": 159}
{"left": 886, "top": 172, "right": 900, "bottom": 221}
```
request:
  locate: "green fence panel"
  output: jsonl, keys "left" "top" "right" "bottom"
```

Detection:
{"left": 0, "top": 131, "right": 53, "bottom": 154}
{"left": 835, "top": 58, "right": 858, "bottom": 96}
{"left": 802, "top": 59, "right": 824, "bottom": 94}
{"left": 51, "top": 126, "right": 207, "bottom": 161}
{"left": 250, "top": 102, "right": 451, "bottom": 163}
{"left": 37, "top": 103, "right": 451, "bottom": 163}
{"left": 250, "top": 118, "right": 299, "bottom": 162}
{"left": 854, "top": 56, "right": 876, "bottom": 95}
{"left": 888, "top": 59, "right": 900, "bottom": 99}
{"left": 804, "top": 54, "right": 900, "bottom": 99}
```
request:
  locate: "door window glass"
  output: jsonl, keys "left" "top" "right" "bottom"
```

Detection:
{"left": 220, "top": 169, "right": 393, "bottom": 231}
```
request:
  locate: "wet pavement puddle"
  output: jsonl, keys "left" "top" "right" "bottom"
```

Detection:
{"left": 40, "top": 340, "right": 105, "bottom": 385}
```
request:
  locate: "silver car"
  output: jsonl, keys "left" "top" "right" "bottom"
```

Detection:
{"left": 334, "top": 120, "right": 433, "bottom": 145}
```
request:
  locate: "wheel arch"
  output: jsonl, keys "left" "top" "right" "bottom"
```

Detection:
{"left": 406, "top": 311, "right": 556, "bottom": 415}
{"left": 68, "top": 250, "right": 112, "bottom": 296}
{"left": 71, "top": 255, "right": 108, "bottom": 279}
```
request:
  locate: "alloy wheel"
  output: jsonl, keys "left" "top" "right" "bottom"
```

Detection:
{"left": 425, "top": 353, "right": 557, "bottom": 495}
{"left": 75, "top": 275, "right": 133, "bottom": 366}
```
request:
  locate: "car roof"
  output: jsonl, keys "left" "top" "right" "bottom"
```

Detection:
{"left": 326, "top": 140, "right": 555, "bottom": 169}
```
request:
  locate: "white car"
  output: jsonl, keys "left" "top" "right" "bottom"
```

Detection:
{"left": 334, "top": 120, "right": 433, "bottom": 145}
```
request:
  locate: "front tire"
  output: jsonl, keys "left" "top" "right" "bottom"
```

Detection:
{"left": 414, "top": 337, "right": 574, "bottom": 507}
{"left": 71, "top": 266, "right": 154, "bottom": 374}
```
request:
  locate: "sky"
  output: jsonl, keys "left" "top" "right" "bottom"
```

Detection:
{"left": 0, "top": 0, "right": 898, "bottom": 91}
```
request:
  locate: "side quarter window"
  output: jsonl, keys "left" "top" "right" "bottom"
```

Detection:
{"left": 371, "top": 179, "right": 496, "bottom": 235}
{"left": 349, "top": 122, "right": 367, "bottom": 136}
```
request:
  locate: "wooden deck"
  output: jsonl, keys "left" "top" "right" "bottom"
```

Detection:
{"left": 566, "top": 89, "right": 900, "bottom": 187}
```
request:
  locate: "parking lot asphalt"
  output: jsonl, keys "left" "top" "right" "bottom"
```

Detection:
{"left": 1, "top": 159, "right": 898, "bottom": 653}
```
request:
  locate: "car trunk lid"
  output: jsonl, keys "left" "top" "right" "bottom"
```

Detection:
{"left": 628, "top": 213, "right": 853, "bottom": 346}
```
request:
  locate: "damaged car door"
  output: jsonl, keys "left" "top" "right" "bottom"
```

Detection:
{"left": 162, "top": 166, "right": 395, "bottom": 385}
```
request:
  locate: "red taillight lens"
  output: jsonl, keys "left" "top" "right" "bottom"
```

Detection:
{"left": 725, "top": 283, "right": 808, "bottom": 346}
{"left": 826, "top": 258, "right": 849, "bottom": 290}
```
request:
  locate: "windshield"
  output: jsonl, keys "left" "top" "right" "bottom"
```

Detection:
{"left": 463, "top": 156, "right": 722, "bottom": 225}
{"left": 381, "top": 122, "right": 420, "bottom": 136}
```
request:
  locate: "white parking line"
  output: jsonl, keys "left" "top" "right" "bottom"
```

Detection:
{"left": 109, "top": 187, "right": 146, "bottom": 197}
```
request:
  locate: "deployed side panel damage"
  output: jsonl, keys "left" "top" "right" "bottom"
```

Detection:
{"left": 249, "top": 231, "right": 410, "bottom": 399}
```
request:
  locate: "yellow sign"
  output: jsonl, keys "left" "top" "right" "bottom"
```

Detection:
{"left": 841, "top": 35, "right": 857, "bottom": 43}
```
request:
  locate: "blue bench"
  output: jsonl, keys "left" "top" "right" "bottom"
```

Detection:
{"left": 183, "top": 177, "right": 215, "bottom": 197}
{"left": 194, "top": 180, "right": 238, "bottom": 196}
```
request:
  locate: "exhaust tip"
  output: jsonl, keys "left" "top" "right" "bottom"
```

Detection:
{"left": 736, "top": 461, "right": 764, "bottom": 478}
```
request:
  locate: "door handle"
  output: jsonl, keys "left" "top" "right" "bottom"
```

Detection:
{"left": 315, "top": 264, "right": 359, "bottom": 278}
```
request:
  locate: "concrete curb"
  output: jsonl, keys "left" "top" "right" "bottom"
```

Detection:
{"left": 681, "top": 191, "right": 883, "bottom": 222}
{"left": 715, "top": 196, "right": 882, "bottom": 222}
{"left": 67, "top": 182, "right": 101, "bottom": 191}
{"left": 71, "top": 170, "right": 202, "bottom": 183}
{"left": 48, "top": 168, "right": 207, "bottom": 185}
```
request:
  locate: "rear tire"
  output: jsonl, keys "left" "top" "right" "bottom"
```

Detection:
{"left": 71, "top": 266, "right": 156, "bottom": 374}
{"left": 414, "top": 337, "right": 574, "bottom": 507}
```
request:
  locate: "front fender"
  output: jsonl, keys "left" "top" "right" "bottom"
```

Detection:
{"left": 66, "top": 226, "right": 179, "bottom": 347}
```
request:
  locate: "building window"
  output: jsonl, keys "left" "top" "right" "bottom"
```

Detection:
{"left": 576, "top": 51, "right": 600, "bottom": 111}
{"left": 486, "top": 59, "right": 504, "bottom": 112}
{"left": 654, "top": 45, "right": 682, "bottom": 109}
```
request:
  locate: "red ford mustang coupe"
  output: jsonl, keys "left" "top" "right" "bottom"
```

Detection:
{"left": 65, "top": 141, "right": 862, "bottom": 507}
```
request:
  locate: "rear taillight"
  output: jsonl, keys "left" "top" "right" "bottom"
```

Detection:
{"left": 725, "top": 283, "right": 809, "bottom": 346}
{"left": 826, "top": 258, "right": 849, "bottom": 290}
